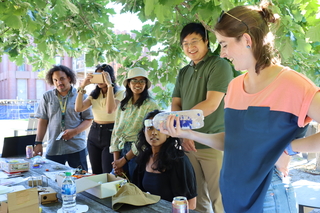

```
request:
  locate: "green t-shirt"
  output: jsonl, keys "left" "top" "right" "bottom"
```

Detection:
{"left": 172, "top": 51, "right": 233, "bottom": 149}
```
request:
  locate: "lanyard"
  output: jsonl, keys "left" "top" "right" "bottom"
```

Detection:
{"left": 58, "top": 89, "right": 71, "bottom": 131}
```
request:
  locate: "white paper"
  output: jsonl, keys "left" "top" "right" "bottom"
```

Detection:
{"left": 57, "top": 204, "right": 89, "bottom": 213}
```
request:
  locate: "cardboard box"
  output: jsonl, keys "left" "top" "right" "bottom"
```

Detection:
{"left": 56, "top": 173, "right": 124, "bottom": 199}
{"left": 2, "top": 188, "right": 39, "bottom": 213}
{"left": 83, "top": 173, "right": 124, "bottom": 199}
{"left": 0, "top": 202, "right": 8, "bottom": 213}
{"left": 0, "top": 160, "right": 29, "bottom": 174}
{"left": 38, "top": 187, "right": 58, "bottom": 204}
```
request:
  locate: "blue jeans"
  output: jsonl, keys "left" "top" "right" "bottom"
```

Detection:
{"left": 111, "top": 142, "right": 136, "bottom": 181}
{"left": 263, "top": 167, "right": 298, "bottom": 213}
{"left": 46, "top": 148, "right": 88, "bottom": 171}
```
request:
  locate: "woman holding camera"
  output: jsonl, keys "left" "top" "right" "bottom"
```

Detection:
{"left": 75, "top": 64, "right": 124, "bottom": 174}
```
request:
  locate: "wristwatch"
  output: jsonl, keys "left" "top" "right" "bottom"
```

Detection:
{"left": 77, "top": 87, "right": 86, "bottom": 94}
{"left": 34, "top": 141, "right": 43, "bottom": 145}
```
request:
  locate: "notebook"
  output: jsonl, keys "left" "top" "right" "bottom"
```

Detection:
{"left": 1, "top": 134, "right": 36, "bottom": 157}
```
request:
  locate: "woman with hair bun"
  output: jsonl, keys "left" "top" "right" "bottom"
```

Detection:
{"left": 162, "top": 3, "right": 320, "bottom": 212}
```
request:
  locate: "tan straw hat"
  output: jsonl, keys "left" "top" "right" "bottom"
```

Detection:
{"left": 112, "top": 183, "right": 160, "bottom": 210}
{"left": 122, "top": 67, "right": 151, "bottom": 89}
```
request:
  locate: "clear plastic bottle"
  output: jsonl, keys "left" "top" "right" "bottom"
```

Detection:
{"left": 61, "top": 172, "right": 77, "bottom": 213}
{"left": 152, "top": 109, "right": 204, "bottom": 130}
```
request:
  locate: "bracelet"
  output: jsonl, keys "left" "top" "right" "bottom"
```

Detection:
{"left": 34, "top": 141, "right": 43, "bottom": 145}
{"left": 284, "top": 143, "right": 300, "bottom": 156}
{"left": 123, "top": 154, "right": 129, "bottom": 162}
{"left": 77, "top": 87, "right": 86, "bottom": 94}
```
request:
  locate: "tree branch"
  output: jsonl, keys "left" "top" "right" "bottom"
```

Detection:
{"left": 177, "top": 2, "right": 214, "bottom": 34}
{"left": 77, "top": 2, "right": 96, "bottom": 34}
{"left": 0, "top": 27, "right": 11, "bottom": 36}
{"left": 195, "top": 13, "right": 215, "bottom": 34}
{"left": 174, "top": 6, "right": 192, "bottom": 23}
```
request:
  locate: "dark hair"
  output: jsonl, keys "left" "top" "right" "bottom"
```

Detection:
{"left": 45, "top": 65, "right": 76, "bottom": 86}
{"left": 135, "top": 110, "right": 185, "bottom": 173}
{"left": 180, "top": 22, "right": 209, "bottom": 48}
{"left": 214, "top": 4, "right": 280, "bottom": 74}
{"left": 120, "top": 78, "right": 151, "bottom": 110}
{"left": 90, "top": 64, "right": 119, "bottom": 99}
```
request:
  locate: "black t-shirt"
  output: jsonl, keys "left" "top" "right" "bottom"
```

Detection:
{"left": 133, "top": 155, "right": 197, "bottom": 201}
{"left": 142, "top": 171, "right": 173, "bottom": 202}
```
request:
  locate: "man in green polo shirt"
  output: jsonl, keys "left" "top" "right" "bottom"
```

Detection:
{"left": 172, "top": 23, "right": 233, "bottom": 213}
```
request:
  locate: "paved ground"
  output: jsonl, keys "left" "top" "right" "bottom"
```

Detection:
{"left": 289, "top": 154, "right": 320, "bottom": 213}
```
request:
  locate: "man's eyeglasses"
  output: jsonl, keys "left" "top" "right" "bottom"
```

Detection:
{"left": 130, "top": 79, "right": 146, "bottom": 84}
{"left": 182, "top": 38, "right": 203, "bottom": 49}
{"left": 218, "top": 11, "right": 249, "bottom": 32}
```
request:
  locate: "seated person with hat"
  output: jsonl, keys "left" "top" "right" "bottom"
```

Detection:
{"left": 132, "top": 110, "right": 197, "bottom": 210}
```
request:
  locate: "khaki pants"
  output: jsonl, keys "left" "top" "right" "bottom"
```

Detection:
{"left": 186, "top": 148, "right": 223, "bottom": 213}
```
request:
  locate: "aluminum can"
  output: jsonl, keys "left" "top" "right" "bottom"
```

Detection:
{"left": 172, "top": 196, "right": 188, "bottom": 213}
{"left": 26, "top": 145, "right": 33, "bottom": 158}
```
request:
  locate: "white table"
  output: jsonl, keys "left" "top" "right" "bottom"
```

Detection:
{"left": 292, "top": 179, "right": 320, "bottom": 213}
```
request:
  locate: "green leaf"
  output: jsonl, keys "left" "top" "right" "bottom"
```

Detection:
{"left": 15, "top": 54, "right": 25, "bottom": 65}
{"left": 13, "top": 7, "right": 27, "bottom": 16}
{"left": 144, "top": 0, "right": 156, "bottom": 17}
{"left": 306, "top": 24, "right": 320, "bottom": 42}
{"left": 154, "top": 4, "right": 168, "bottom": 23}
{"left": 34, "top": 0, "right": 48, "bottom": 9}
{"left": 280, "top": 38, "right": 294, "bottom": 61}
{"left": 296, "top": 38, "right": 312, "bottom": 53}
{"left": 53, "top": 0, "right": 68, "bottom": 17}
{"left": 37, "top": 42, "right": 47, "bottom": 52}
{"left": 3, "top": 15, "right": 22, "bottom": 29}
{"left": 8, "top": 47, "right": 19, "bottom": 58}
{"left": 64, "top": 0, "right": 79, "bottom": 14}
{"left": 159, "top": 0, "right": 184, "bottom": 6}
{"left": 152, "top": 86, "right": 163, "bottom": 93}
{"left": 198, "top": 8, "right": 214, "bottom": 21}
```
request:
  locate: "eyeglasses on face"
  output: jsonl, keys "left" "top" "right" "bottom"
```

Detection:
{"left": 130, "top": 79, "right": 146, "bottom": 84}
{"left": 218, "top": 10, "right": 249, "bottom": 32}
{"left": 182, "top": 38, "right": 203, "bottom": 49}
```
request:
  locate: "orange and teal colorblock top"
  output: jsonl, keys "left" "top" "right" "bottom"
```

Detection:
{"left": 220, "top": 67, "right": 320, "bottom": 212}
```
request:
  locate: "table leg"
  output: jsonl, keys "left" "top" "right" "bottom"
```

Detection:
{"left": 299, "top": 205, "right": 304, "bottom": 213}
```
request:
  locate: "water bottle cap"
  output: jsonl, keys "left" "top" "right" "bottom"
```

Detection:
{"left": 65, "top": 172, "right": 72, "bottom": 176}
{"left": 144, "top": 119, "right": 153, "bottom": 127}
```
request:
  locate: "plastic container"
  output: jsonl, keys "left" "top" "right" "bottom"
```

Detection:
{"left": 61, "top": 172, "right": 77, "bottom": 213}
{"left": 151, "top": 109, "right": 204, "bottom": 130}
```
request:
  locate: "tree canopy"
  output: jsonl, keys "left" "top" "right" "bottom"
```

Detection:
{"left": 1, "top": 0, "right": 319, "bottom": 108}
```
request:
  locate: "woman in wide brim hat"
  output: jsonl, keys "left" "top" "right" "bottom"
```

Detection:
{"left": 110, "top": 67, "right": 159, "bottom": 181}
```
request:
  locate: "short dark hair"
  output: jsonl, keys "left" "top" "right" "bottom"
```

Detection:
{"left": 45, "top": 65, "right": 76, "bottom": 86}
{"left": 180, "top": 22, "right": 209, "bottom": 47}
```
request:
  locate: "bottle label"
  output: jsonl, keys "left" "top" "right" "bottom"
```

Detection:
{"left": 62, "top": 184, "right": 76, "bottom": 195}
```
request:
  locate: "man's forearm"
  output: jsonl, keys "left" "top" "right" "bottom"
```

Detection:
{"left": 74, "top": 119, "right": 92, "bottom": 135}
{"left": 191, "top": 100, "right": 217, "bottom": 117}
